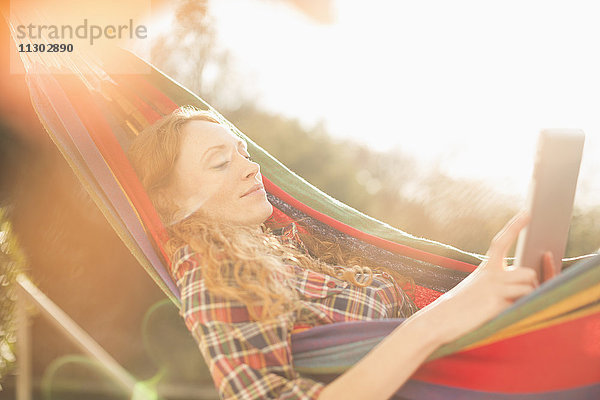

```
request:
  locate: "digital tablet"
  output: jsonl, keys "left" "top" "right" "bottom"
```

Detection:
{"left": 514, "top": 129, "right": 585, "bottom": 280}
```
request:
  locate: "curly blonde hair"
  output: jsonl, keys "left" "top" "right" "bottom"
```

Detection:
{"left": 128, "top": 106, "right": 412, "bottom": 320}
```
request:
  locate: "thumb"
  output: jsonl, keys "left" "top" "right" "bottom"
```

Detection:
{"left": 487, "top": 211, "right": 531, "bottom": 264}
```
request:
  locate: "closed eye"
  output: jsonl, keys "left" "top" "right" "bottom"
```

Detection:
{"left": 210, "top": 143, "right": 252, "bottom": 169}
{"left": 213, "top": 161, "right": 230, "bottom": 169}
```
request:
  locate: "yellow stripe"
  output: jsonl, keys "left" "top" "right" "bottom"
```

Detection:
{"left": 503, "top": 302, "right": 600, "bottom": 339}
{"left": 464, "top": 283, "right": 600, "bottom": 351}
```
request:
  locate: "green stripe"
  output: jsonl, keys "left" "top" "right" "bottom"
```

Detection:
{"left": 294, "top": 256, "right": 600, "bottom": 376}
{"left": 430, "top": 254, "right": 600, "bottom": 360}
{"left": 123, "top": 49, "right": 484, "bottom": 266}
{"left": 111, "top": 50, "right": 600, "bottom": 353}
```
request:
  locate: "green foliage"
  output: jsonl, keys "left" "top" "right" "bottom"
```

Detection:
{"left": 568, "top": 206, "right": 600, "bottom": 257}
{"left": 0, "top": 208, "right": 25, "bottom": 389}
{"left": 225, "top": 106, "right": 599, "bottom": 258}
{"left": 154, "top": 1, "right": 599, "bottom": 259}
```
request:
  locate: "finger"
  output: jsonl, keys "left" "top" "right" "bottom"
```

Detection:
{"left": 542, "top": 251, "right": 556, "bottom": 281}
{"left": 503, "top": 283, "right": 538, "bottom": 301}
{"left": 503, "top": 267, "right": 539, "bottom": 287}
{"left": 488, "top": 211, "right": 531, "bottom": 261}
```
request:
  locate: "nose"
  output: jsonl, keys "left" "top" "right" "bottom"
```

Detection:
{"left": 244, "top": 157, "right": 260, "bottom": 179}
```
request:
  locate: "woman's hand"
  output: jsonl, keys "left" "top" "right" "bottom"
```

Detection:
{"left": 320, "top": 211, "right": 563, "bottom": 400}
{"left": 320, "top": 212, "right": 559, "bottom": 400}
{"left": 424, "top": 211, "right": 542, "bottom": 344}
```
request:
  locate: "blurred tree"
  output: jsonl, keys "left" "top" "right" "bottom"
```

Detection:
{"left": 151, "top": 0, "right": 600, "bottom": 261}
{"left": 0, "top": 208, "right": 23, "bottom": 390}
{"left": 151, "top": 0, "right": 213, "bottom": 96}
{"left": 568, "top": 206, "right": 600, "bottom": 256}
{"left": 224, "top": 105, "right": 598, "bottom": 258}
{"left": 151, "top": 0, "right": 255, "bottom": 110}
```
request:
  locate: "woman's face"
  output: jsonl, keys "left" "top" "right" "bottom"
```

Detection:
{"left": 169, "top": 119, "right": 273, "bottom": 226}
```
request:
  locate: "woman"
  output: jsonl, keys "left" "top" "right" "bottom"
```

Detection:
{"left": 128, "top": 106, "right": 557, "bottom": 400}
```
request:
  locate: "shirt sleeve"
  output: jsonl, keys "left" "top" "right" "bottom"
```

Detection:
{"left": 173, "top": 250, "right": 326, "bottom": 400}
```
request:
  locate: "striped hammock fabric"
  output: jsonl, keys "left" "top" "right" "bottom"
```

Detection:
{"left": 14, "top": 44, "right": 600, "bottom": 399}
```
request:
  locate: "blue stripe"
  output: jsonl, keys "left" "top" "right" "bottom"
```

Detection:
{"left": 396, "top": 380, "right": 600, "bottom": 400}
{"left": 28, "top": 67, "right": 180, "bottom": 299}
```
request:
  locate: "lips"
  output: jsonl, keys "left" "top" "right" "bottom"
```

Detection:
{"left": 241, "top": 184, "right": 264, "bottom": 198}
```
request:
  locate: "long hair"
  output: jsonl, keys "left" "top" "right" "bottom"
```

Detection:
{"left": 128, "top": 106, "right": 413, "bottom": 320}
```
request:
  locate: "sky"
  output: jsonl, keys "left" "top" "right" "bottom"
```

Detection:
{"left": 200, "top": 0, "right": 598, "bottom": 208}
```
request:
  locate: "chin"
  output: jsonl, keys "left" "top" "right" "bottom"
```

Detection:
{"left": 259, "top": 201, "right": 274, "bottom": 223}
{"left": 238, "top": 197, "right": 273, "bottom": 226}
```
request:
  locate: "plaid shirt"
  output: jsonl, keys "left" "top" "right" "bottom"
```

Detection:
{"left": 171, "top": 223, "right": 415, "bottom": 400}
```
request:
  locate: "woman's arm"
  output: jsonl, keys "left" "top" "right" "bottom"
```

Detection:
{"left": 319, "top": 211, "right": 541, "bottom": 400}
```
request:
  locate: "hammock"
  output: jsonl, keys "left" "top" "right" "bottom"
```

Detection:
{"left": 14, "top": 45, "right": 600, "bottom": 399}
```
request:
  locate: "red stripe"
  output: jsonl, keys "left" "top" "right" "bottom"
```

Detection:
{"left": 111, "top": 74, "right": 178, "bottom": 120}
{"left": 413, "top": 310, "right": 600, "bottom": 391}
{"left": 112, "top": 80, "right": 162, "bottom": 124}
{"left": 54, "top": 75, "right": 170, "bottom": 263}
{"left": 265, "top": 206, "right": 297, "bottom": 227}
{"left": 413, "top": 286, "right": 443, "bottom": 308}
{"left": 265, "top": 189, "right": 444, "bottom": 307}
{"left": 263, "top": 177, "right": 477, "bottom": 273}
{"left": 132, "top": 75, "right": 179, "bottom": 114}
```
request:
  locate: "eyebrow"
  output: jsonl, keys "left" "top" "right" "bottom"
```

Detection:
{"left": 202, "top": 140, "right": 247, "bottom": 163}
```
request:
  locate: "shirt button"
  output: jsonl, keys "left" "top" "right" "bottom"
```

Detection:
{"left": 327, "top": 281, "right": 336, "bottom": 288}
